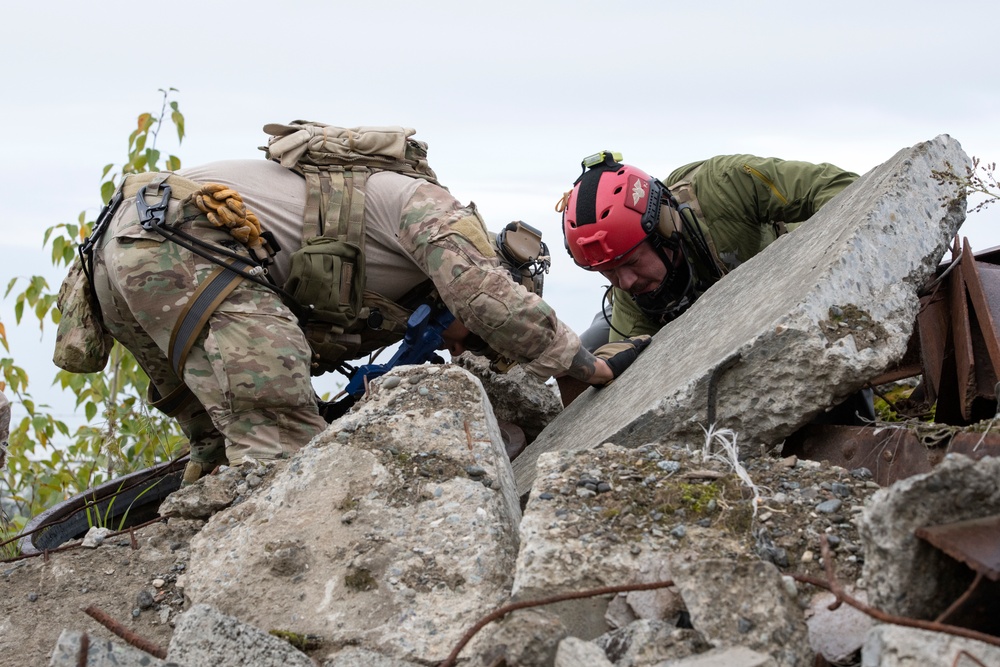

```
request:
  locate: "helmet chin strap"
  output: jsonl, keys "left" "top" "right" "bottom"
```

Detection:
{"left": 634, "top": 232, "right": 697, "bottom": 324}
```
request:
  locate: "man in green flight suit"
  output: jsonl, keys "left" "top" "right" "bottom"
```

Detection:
{"left": 559, "top": 150, "right": 874, "bottom": 423}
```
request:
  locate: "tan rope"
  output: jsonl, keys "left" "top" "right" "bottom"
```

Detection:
{"left": 189, "top": 183, "right": 263, "bottom": 249}
{"left": 554, "top": 189, "right": 572, "bottom": 213}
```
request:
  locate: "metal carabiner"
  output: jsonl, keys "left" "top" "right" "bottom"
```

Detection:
{"left": 136, "top": 183, "right": 173, "bottom": 230}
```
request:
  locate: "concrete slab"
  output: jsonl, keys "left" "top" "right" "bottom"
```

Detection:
{"left": 515, "top": 136, "right": 969, "bottom": 495}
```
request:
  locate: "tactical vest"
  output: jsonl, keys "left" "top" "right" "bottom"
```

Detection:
{"left": 664, "top": 165, "right": 733, "bottom": 287}
{"left": 262, "top": 122, "right": 443, "bottom": 374}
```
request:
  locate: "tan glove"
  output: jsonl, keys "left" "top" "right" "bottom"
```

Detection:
{"left": 594, "top": 335, "right": 652, "bottom": 379}
{"left": 190, "top": 183, "right": 263, "bottom": 249}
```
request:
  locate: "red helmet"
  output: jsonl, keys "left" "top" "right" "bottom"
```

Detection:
{"left": 562, "top": 151, "right": 665, "bottom": 271}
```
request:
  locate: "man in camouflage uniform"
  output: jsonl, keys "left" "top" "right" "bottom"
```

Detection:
{"left": 87, "top": 158, "right": 647, "bottom": 481}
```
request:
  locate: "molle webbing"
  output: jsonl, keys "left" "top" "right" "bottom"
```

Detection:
{"left": 301, "top": 165, "right": 368, "bottom": 247}
{"left": 263, "top": 123, "right": 445, "bottom": 360}
{"left": 122, "top": 172, "right": 203, "bottom": 202}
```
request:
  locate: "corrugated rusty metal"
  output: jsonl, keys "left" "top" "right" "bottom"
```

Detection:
{"left": 871, "top": 240, "right": 1000, "bottom": 422}
{"left": 781, "top": 241, "right": 1000, "bottom": 486}
{"left": 915, "top": 515, "right": 1000, "bottom": 581}
{"left": 962, "top": 239, "right": 1000, "bottom": 373}
{"left": 783, "top": 424, "right": 1000, "bottom": 487}
{"left": 951, "top": 239, "right": 977, "bottom": 421}
{"left": 914, "top": 290, "right": 950, "bottom": 406}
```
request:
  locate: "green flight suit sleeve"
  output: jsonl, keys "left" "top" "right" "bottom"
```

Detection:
{"left": 675, "top": 155, "right": 859, "bottom": 263}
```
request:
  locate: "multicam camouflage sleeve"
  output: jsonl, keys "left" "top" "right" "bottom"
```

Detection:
{"left": 397, "top": 183, "right": 583, "bottom": 380}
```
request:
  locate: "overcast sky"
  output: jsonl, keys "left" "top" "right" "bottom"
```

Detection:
{"left": 2, "top": 0, "right": 998, "bottom": 427}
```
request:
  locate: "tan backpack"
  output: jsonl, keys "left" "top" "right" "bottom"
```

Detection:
{"left": 261, "top": 122, "right": 443, "bottom": 371}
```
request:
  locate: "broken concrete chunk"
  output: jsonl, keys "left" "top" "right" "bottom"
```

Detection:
{"left": 49, "top": 629, "right": 166, "bottom": 667}
{"left": 858, "top": 454, "right": 1000, "bottom": 620}
{"left": 861, "top": 624, "right": 1000, "bottom": 667}
{"left": 671, "top": 559, "right": 814, "bottom": 667}
{"left": 554, "top": 636, "right": 614, "bottom": 667}
{"left": 167, "top": 603, "right": 313, "bottom": 667}
{"left": 595, "top": 619, "right": 710, "bottom": 666}
{"left": 667, "top": 645, "right": 777, "bottom": 667}
{"left": 180, "top": 365, "right": 521, "bottom": 664}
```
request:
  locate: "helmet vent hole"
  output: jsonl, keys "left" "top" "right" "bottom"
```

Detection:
{"left": 613, "top": 186, "right": 622, "bottom": 194}
{"left": 600, "top": 209, "right": 611, "bottom": 219}
{"left": 617, "top": 169, "right": 626, "bottom": 175}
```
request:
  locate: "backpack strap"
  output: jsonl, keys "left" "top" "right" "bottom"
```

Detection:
{"left": 666, "top": 165, "right": 731, "bottom": 281}
{"left": 167, "top": 256, "right": 254, "bottom": 376}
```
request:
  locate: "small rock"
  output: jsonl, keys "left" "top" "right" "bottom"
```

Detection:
{"left": 816, "top": 499, "right": 843, "bottom": 514}
{"left": 136, "top": 589, "right": 155, "bottom": 609}
{"left": 81, "top": 526, "right": 112, "bottom": 548}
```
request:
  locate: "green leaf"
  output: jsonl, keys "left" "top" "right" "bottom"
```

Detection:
{"left": 101, "top": 180, "right": 116, "bottom": 205}
{"left": 171, "top": 110, "right": 185, "bottom": 143}
{"left": 137, "top": 112, "right": 154, "bottom": 133}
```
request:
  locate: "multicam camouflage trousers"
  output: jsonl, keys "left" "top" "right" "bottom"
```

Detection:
{"left": 91, "top": 189, "right": 326, "bottom": 466}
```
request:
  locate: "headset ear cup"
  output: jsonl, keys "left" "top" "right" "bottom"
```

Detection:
{"left": 655, "top": 205, "right": 676, "bottom": 239}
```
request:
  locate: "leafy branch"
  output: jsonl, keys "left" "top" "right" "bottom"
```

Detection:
{"left": 932, "top": 156, "right": 999, "bottom": 215}
{"left": 1, "top": 89, "right": 189, "bottom": 550}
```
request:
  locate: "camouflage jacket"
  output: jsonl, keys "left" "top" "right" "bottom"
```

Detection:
{"left": 179, "top": 160, "right": 580, "bottom": 379}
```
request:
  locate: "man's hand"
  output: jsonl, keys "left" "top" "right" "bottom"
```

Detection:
{"left": 594, "top": 335, "right": 652, "bottom": 379}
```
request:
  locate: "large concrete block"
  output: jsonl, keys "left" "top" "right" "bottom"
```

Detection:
{"left": 180, "top": 365, "right": 521, "bottom": 664}
{"left": 516, "top": 136, "right": 969, "bottom": 495}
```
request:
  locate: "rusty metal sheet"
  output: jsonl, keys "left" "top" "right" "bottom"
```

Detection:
{"left": 951, "top": 240, "right": 976, "bottom": 420}
{"left": 973, "top": 244, "right": 1000, "bottom": 265}
{"left": 916, "top": 291, "right": 950, "bottom": 405}
{"left": 915, "top": 514, "right": 1000, "bottom": 581}
{"left": 498, "top": 420, "right": 527, "bottom": 461}
{"left": 783, "top": 424, "right": 1000, "bottom": 487}
{"left": 962, "top": 238, "right": 1000, "bottom": 380}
